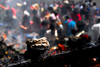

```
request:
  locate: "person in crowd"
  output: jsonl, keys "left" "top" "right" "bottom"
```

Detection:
{"left": 77, "top": 20, "right": 86, "bottom": 32}
{"left": 21, "top": 15, "right": 30, "bottom": 33}
{"left": 64, "top": 15, "right": 76, "bottom": 37}
{"left": 71, "top": 20, "right": 86, "bottom": 36}
{"left": 88, "top": 0, "right": 93, "bottom": 6}
{"left": 80, "top": 4, "right": 89, "bottom": 21}
{"left": 32, "top": 8, "right": 41, "bottom": 33}
{"left": 88, "top": 2, "right": 99, "bottom": 24}
{"left": 90, "top": 18, "right": 100, "bottom": 42}
{"left": 48, "top": 7, "right": 54, "bottom": 14}
{"left": 53, "top": 10, "right": 64, "bottom": 31}
{"left": 44, "top": 23, "right": 58, "bottom": 47}
{"left": 85, "top": 2, "right": 99, "bottom": 34}
{"left": 55, "top": 29, "right": 67, "bottom": 45}
{"left": 39, "top": 20, "right": 50, "bottom": 37}
{"left": 4, "top": 9, "right": 17, "bottom": 30}
{"left": 60, "top": 0, "right": 69, "bottom": 16}
{"left": 48, "top": 8, "right": 64, "bottom": 32}
{"left": 71, "top": 8, "right": 81, "bottom": 23}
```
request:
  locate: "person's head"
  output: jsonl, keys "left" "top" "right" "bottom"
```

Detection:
{"left": 48, "top": 7, "right": 53, "bottom": 13}
{"left": 77, "top": 20, "right": 86, "bottom": 32}
{"left": 71, "top": 26, "right": 78, "bottom": 36}
{"left": 65, "top": 15, "right": 71, "bottom": 20}
{"left": 73, "top": 8, "right": 79, "bottom": 14}
{"left": 83, "top": 4, "right": 87, "bottom": 9}
{"left": 41, "top": 20, "right": 50, "bottom": 29}
{"left": 93, "top": 2, "right": 96, "bottom": 6}
{"left": 6, "top": 9, "right": 13, "bottom": 17}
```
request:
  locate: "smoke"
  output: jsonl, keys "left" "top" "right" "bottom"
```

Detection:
{"left": 0, "top": 0, "right": 63, "bottom": 51}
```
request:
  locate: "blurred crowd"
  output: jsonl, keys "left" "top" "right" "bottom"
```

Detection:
{"left": 0, "top": 0, "right": 100, "bottom": 58}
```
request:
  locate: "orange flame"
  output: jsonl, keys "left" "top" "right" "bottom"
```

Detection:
{"left": 58, "top": 44, "right": 67, "bottom": 51}
{"left": 21, "top": 50, "right": 26, "bottom": 53}
{"left": 3, "top": 33, "right": 7, "bottom": 41}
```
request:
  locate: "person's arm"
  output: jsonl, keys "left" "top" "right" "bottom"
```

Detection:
{"left": 95, "top": 7, "right": 99, "bottom": 15}
{"left": 77, "top": 14, "right": 81, "bottom": 21}
{"left": 19, "top": 23, "right": 28, "bottom": 30}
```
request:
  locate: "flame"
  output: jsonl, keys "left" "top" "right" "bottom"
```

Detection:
{"left": 50, "top": 46, "right": 58, "bottom": 50}
{"left": 58, "top": 44, "right": 67, "bottom": 51}
{"left": 93, "top": 58, "right": 97, "bottom": 61}
{"left": 8, "top": 56, "right": 11, "bottom": 59}
{"left": 3, "top": 33, "right": 7, "bottom": 41}
{"left": 21, "top": 50, "right": 26, "bottom": 53}
{"left": 65, "top": 65, "right": 67, "bottom": 67}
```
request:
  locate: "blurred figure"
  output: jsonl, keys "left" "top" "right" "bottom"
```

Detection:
{"left": 21, "top": 15, "right": 31, "bottom": 33}
{"left": 60, "top": 1, "right": 69, "bottom": 16}
{"left": 90, "top": 18, "right": 100, "bottom": 42}
{"left": 53, "top": 11, "right": 64, "bottom": 31}
{"left": 32, "top": 4, "right": 41, "bottom": 33}
{"left": 80, "top": 4, "right": 89, "bottom": 21}
{"left": 71, "top": 8, "right": 81, "bottom": 23}
{"left": 39, "top": 20, "right": 50, "bottom": 37}
{"left": 77, "top": 20, "right": 86, "bottom": 32}
{"left": 4, "top": 8, "right": 17, "bottom": 30}
{"left": 44, "top": 23, "right": 58, "bottom": 47}
{"left": 64, "top": 15, "right": 76, "bottom": 37}
{"left": 71, "top": 20, "right": 86, "bottom": 36}
{"left": 87, "top": 2, "right": 99, "bottom": 34}
{"left": 88, "top": 2, "right": 99, "bottom": 21}
{"left": 55, "top": 30, "right": 66, "bottom": 45}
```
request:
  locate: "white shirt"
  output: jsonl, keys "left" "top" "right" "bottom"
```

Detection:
{"left": 44, "top": 29, "right": 58, "bottom": 42}
{"left": 44, "top": 29, "right": 58, "bottom": 47}
{"left": 90, "top": 23, "right": 100, "bottom": 42}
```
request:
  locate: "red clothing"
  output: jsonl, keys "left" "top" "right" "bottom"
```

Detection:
{"left": 71, "top": 13, "right": 81, "bottom": 23}
{"left": 7, "top": 6, "right": 17, "bottom": 17}
{"left": 11, "top": 7, "right": 16, "bottom": 17}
